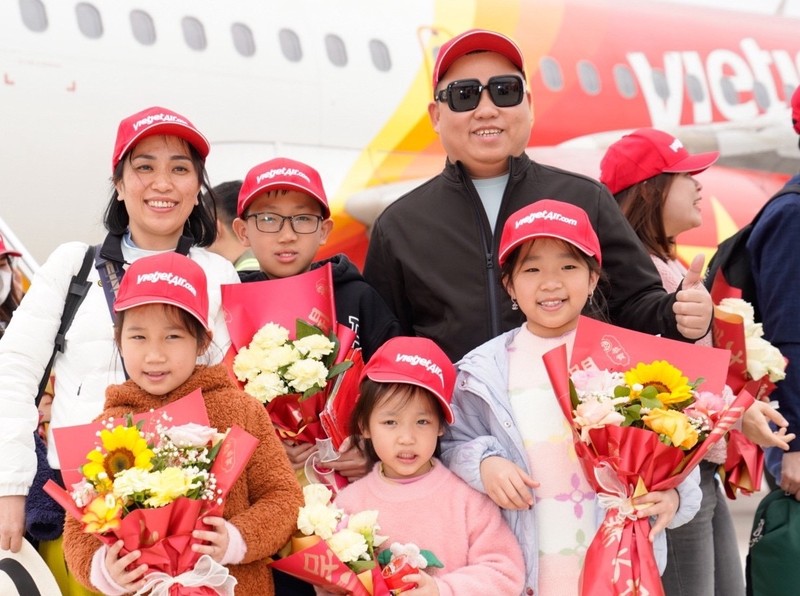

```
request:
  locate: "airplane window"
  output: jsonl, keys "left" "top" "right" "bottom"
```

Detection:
{"left": 130, "top": 10, "right": 156, "bottom": 45}
{"left": 753, "top": 80, "right": 770, "bottom": 110}
{"left": 279, "top": 29, "right": 302, "bottom": 62}
{"left": 325, "top": 34, "right": 348, "bottom": 67}
{"left": 75, "top": 3, "right": 102, "bottom": 39}
{"left": 232, "top": 23, "right": 256, "bottom": 57}
{"left": 577, "top": 60, "right": 601, "bottom": 96}
{"left": 652, "top": 69, "right": 669, "bottom": 100}
{"left": 539, "top": 57, "right": 563, "bottom": 91}
{"left": 720, "top": 77, "right": 738, "bottom": 106}
{"left": 19, "top": 0, "right": 47, "bottom": 32}
{"left": 181, "top": 16, "right": 206, "bottom": 51}
{"left": 369, "top": 39, "right": 391, "bottom": 72}
{"left": 613, "top": 64, "right": 637, "bottom": 99}
{"left": 686, "top": 73, "right": 705, "bottom": 102}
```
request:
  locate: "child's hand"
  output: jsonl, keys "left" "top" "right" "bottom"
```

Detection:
{"left": 742, "top": 400, "right": 796, "bottom": 450}
{"left": 192, "top": 516, "right": 230, "bottom": 563}
{"left": 633, "top": 488, "right": 679, "bottom": 541}
{"left": 105, "top": 540, "right": 147, "bottom": 592}
{"left": 282, "top": 440, "right": 317, "bottom": 471}
{"left": 403, "top": 569, "right": 440, "bottom": 595}
{"left": 480, "top": 456, "right": 539, "bottom": 510}
{"left": 324, "top": 444, "right": 369, "bottom": 480}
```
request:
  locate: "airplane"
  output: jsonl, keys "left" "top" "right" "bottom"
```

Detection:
{"left": 2, "top": 0, "right": 799, "bottom": 278}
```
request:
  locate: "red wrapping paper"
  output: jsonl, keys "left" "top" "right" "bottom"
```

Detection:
{"left": 543, "top": 318, "right": 753, "bottom": 596}
{"left": 270, "top": 538, "right": 391, "bottom": 596}
{"left": 721, "top": 428, "right": 765, "bottom": 499}
{"left": 44, "top": 393, "right": 259, "bottom": 594}
{"left": 320, "top": 349, "right": 365, "bottom": 452}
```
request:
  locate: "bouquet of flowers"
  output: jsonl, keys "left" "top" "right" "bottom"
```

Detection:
{"left": 544, "top": 316, "right": 753, "bottom": 596}
{"left": 44, "top": 390, "right": 259, "bottom": 595}
{"left": 222, "top": 265, "right": 360, "bottom": 490}
{"left": 712, "top": 297, "right": 787, "bottom": 497}
{"left": 270, "top": 484, "right": 391, "bottom": 595}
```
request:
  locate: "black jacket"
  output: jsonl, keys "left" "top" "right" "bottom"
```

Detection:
{"left": 363, "top": 154, "right": 679, "bottom": 361}
{"left": 240, "top": 254, "right": 401, "bottom": 361}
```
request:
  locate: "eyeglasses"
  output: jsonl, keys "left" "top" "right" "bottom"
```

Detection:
{"left": 434, "top": 75, "right": 525, "bottom": 112}
{"left": 246, "top": 212, "right": 323, "bottom": 234}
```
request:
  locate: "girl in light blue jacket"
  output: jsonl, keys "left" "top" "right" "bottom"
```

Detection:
{"left": 440, "top": 200, "right": 701, "bottom": 596}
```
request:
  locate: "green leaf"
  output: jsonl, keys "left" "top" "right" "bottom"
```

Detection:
{"left": 295, "top": 319, "right": 323, "bottom": 339}
{"left": 614, "top": 385, "right": 631, "bottom": 398}
{"left": 640, "top": 385, "right": 658, "bottom": 400}
{"left": 349, "top": 560, "right": 376, "bottom": 574}
{"left": 421, "top": 550, "right": 444, "bottom": 568}
{"left": 377, "top": 550, "right": 392, "bottom": 566}
{"left": 327, "top": 361, "right": 354, "bottom": 379}
{"left": 299, "top": 385, "right": 324, "bottom": 401}
{"left": 640, "top": 394, "right": 663, "bottom": 410}
{"left": 569, "top": 380, "right": 579, "bottom": 409}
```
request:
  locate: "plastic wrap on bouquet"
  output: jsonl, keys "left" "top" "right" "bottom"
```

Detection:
{"left": 320, "top": 348, "right": 365, "bottom": 452}
{"left": 44, "top": 392, "right": 259, "bottom": 595}
{"left": 543, "top": 317, "right": 753, "bottom": 596}
{"left": 721, "top": 428, "right": 765, "bottom": 499}
{"left": 270, "top": 536, "right": 391, "bottom": 596}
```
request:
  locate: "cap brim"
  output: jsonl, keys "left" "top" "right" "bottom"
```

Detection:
{"left": 365, "top": 371, "right": 455, "bottom": 424}
{"left": 114, "top": 297, "right": 210, "bottom": 330}
{"left": 0, "top": 250, "right": 22, "bottom": 258}
{"left": 238, "top": 182, "right": 330, "bottom": 218}
{"left": 116, "top": 123, "right": 210, "bottom": 166}
{"left": 662, "top": 150, "right": 719, "bottom": 175}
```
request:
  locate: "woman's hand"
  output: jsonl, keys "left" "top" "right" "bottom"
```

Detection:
{"left": 479, "top": 456, "right": 539, "bottom": 510}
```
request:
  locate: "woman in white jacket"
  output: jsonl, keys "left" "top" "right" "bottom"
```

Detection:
{"left": 0, "top": 106, "right": 239, "bottom": 591}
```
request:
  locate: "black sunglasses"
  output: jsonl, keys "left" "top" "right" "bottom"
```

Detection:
{"left": 434, "top": 75, "right": 525, "bottom": 112}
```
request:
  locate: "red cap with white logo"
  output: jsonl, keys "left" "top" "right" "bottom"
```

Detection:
{"left": 360, "top": 337, "right": 455, "bottom": 424}
{"left": 498, "top": 199, "right": 602, "bottom": 267}
{"left": 237, "top": 157, "right": 330, "bottom": 218}
{"left": 114, "top": 252, "right": 210, "bottom": 330}
{"left": 600, "top": 128, "right": 719, "bottom": 195}
{"left": 0, "top": 234, "right": 21, "bottom": 258}
{"left": 432, "top": 28, "right": 526, "bottom": 89}
{"left": 112, "top": 106, "right": 210, "bottom": 172}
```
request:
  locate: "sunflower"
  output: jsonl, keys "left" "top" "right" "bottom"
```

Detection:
{"left": 624, "top": 360, "right": 693, "bottom": 405}
{"left": 82, "top": 425, "right": 154, "bottom": 486}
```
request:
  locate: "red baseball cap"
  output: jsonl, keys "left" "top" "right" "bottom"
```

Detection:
{"left": 498, "top": 199, "right": 602, "bottom": 267}
{"left": 112, "top": 106, "right": 210, "bottom": 172}
{"left": 791, "top": 85, "right": 800, "bottom": 134}
{"left": 600, "top": 128, "right": 719, "bottom": 195}
{"left": 237, "top": 157, "right": 330, "bottom": 218}
{"left": 114, "top": 252, "right": 210, "bottom": 330}
{"left": 360, "top": 337, "right": 455, "bottom": 424}
{"left": 432, "top": 29, "right": 526, "bottom": 89}
{"left": 0, "top": 235, "right": 21, "bottom": 258}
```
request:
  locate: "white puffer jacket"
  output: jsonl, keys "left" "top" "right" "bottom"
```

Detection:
{"left": 0, "top": 238, "right": 239, "bottom": 495}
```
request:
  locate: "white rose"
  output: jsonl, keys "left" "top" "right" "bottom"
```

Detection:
{"left": 746, "top": 335, "right": 787, "bottom": 383}
{"left": 285, "top": 359, "right": 329, "bottom": 393}
{"left": 328, "top": 528, "right": 369, "bottom": 563}
{"left": 245, "top": 371, "right": 288, "bottom": 403}
{"left": 251, "top": 323, "right": 290, "bottom": 350}
{"left": 297, "top": 502, "right": 341, "bottom": 540}
{"left": 294, "top": 334, "right": 336, "bottom": 360}
{"left": 165, "top": 422, "right": 217, "bottom": 447}
{"left": 303, "top": 483, "right": 333, "bottom": 507}
{"left": 717, "top": 298, "right": 755, "bottom": 323}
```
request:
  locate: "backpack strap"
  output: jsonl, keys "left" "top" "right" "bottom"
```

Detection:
{"left": 36, "top": 245, "right": 95, "bottom": 407}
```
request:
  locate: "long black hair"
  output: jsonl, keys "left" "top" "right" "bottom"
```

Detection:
{"left": 103, "top": 141, "right": 218, "bottom": 247}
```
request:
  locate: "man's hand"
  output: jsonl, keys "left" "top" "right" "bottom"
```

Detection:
{"left": 779, "top": 451, "right": 800, "bottom": 500}
{"left": 0, "top": 495, "right": 27, "bottom": 552}
{"left": 674, "top": 254, "right": 713, "bottom": 340}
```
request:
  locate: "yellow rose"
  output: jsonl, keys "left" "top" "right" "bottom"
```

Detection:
{"left": 642, "top": 408, "right": 699, "bottom": 450}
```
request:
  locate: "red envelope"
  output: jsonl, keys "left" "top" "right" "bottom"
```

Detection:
{"left": 221, "top": 264, "right": 336, "bottom": 352}
{"left": 570, "top": 315, "right": 730, "bottom": 394}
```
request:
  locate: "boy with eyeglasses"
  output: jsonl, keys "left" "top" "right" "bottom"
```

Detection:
{"left": 232, "top": 157, "right": 401, "bottom": 595}
{"left": 364, "top": 28, "right": 713, "bottom": 365}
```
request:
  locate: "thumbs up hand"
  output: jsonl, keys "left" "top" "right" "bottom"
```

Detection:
{"left": 674, "top": 254, "right": 713, "bottom": 339}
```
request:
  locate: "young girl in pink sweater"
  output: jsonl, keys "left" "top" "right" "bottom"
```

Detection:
{"left": 333, "top": 336, "right": 524, "bottom": 596}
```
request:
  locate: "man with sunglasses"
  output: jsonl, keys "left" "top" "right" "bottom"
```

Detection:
{"left": 364, "top": 28, "right": 713, "bottom": 362}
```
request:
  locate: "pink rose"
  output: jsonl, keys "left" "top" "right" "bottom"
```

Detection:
{"left": 574, "top": 397, "right": 625, "bottom": 442}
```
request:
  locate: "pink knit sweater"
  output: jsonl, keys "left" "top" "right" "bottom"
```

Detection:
{"left": 334, "top": 460, "right": 525, "bottom": 596}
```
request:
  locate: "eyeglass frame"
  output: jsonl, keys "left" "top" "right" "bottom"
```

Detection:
{"left": 244, "top": 211, "right": 324, "bottom": 234}
{"left": 434, "top": 74, "right": 525, "bottom": 113}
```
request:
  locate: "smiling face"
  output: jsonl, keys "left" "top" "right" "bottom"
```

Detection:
{"left": 232, "top": 190, "right": 332, "bottom": 278}
{"left": 428, "top": 51, "right": 533, "bottom": 179}
{"left": 362, "top": 385, "right": 444, "bottom": 480}
{"left": 662, "top": 173, "right": 704, "bottom": 237}
{"left": 118, "top": 304, "right": 209, "bottom": 396}
{"left": 505, "top": 238, "right": 599, "bottom": 338}
{"left": 115, "top": 135, "right": 201, "bottom": 250}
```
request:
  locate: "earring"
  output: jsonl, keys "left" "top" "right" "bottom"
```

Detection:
{"left": 511, "top": 298, "right": 519, "bottom": 311}
{"left": 588, "top": 292, "right": 594, "bottom": 307}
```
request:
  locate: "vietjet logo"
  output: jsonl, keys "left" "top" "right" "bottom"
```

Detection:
{"left": 626, "top": 37, "right": 795, "bottom": 127}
